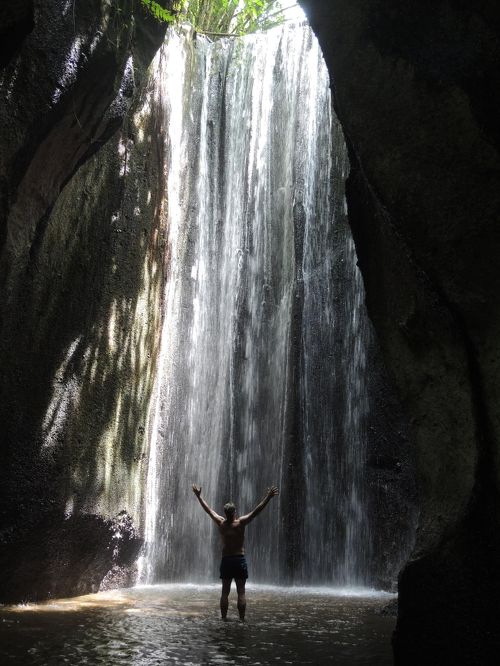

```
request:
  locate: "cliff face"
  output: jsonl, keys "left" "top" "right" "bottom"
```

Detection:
{"left": 0, "top": 0, "right": 167, "bottom": 601}
{"left": 300, "top": 0, "right": 500, "bottom": 662}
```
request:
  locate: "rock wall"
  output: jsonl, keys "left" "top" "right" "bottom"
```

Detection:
{"left": 300, "top": 0, "right": 500, "bottom": 663}
{"left": 0, "top": 0, "right": 168, "bottom": 601}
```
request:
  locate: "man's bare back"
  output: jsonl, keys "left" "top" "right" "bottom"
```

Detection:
{"left": 219, "top": 518, "right": 245, "bottom": 556}
{"left": 192, "top": 484, "right": 279, "bottom": 620}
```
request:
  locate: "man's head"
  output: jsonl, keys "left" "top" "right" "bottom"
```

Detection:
{"left": 224, "top": 502, "right": 236, "bottom": 520}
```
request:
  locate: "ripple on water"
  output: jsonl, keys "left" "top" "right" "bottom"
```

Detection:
{"left": 0, "top": 585, "right": 395, "bottom": 665}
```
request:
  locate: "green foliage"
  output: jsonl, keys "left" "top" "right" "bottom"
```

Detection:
{"left": 140, "top": 0, "right": 178, "bottom": 23}
{"left": 139, "top": 0, "right": 288, "bottom": 36}
{"left": 232, "top": 0, "right": 286, "bottom": 36}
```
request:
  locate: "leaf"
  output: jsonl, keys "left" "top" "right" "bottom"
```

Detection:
{"left": 140, "top": 0, "right": 176, "bottom": 23}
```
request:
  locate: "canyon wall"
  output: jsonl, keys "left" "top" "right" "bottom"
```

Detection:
{"left": 0, "top": 0, "right": 167, "bottom": 601}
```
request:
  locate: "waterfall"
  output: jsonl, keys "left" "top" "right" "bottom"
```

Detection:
{"left": 141, "top": 22, "right": 372, "bottom": 586}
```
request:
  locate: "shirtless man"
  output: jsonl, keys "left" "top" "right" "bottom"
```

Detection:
{"left": 192, "top": 484, "right": 279, "bottom": 621}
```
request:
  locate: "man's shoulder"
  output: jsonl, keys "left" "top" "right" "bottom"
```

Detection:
{"left": 219, "top": 519, "right": 245, "bottom": 529}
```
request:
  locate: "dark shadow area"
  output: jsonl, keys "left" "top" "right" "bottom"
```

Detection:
{"left": 0, "top": 1, "right": 34, "bottom": 70}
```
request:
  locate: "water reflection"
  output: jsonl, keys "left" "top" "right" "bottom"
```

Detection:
{"left": 0, "top": 585, "right": 395, "bottom": 665}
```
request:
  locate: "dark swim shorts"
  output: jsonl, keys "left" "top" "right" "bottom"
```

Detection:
{"left": 219, "top": 555, "right": 249, "bottom": 580}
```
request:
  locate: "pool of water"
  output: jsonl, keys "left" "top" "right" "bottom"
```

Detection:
{"left": 0, "top": 584, "right": 395, "bottom": 665}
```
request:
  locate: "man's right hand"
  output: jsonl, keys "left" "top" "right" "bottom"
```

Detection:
{"left": 192, "top": 484, "right": 202, "bottom": 497}
{"left": 266, "top": 486, "right": 279, "bottom": 499}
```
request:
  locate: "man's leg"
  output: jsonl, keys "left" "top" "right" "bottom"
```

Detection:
{"left": 236, "top": 578, "right": 246, "bottom": 621}
{"left": 220, "top": 578, "right": 231, "bottom": 620}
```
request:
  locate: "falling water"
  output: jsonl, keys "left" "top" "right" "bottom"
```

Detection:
{"left": 141, "top": 21, "right": 372, "bottom": 586}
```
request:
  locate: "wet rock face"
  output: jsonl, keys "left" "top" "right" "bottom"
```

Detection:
{"left": 300, "top": 0, "right": 500, "bottom": 662}
{"left": 0, "top": 512, "right": 141, "bottom": 603}
{"left": 0, "top": 1, "right": 167, "bottom": 602}
{"left": 0, "top": 0, "right": 165, "bottom": 266}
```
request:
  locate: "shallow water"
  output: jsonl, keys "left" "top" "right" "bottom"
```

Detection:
{"left": 0, "top": 585, "right": 395, "bottom": 665}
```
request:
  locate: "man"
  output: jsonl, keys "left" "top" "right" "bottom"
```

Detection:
{"left": 192, "top": 483, "right": 279, "bottom": 621}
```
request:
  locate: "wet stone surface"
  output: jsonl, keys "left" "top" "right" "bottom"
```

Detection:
{"left": 0, "top": 585, "right": 395, "bottom": 665}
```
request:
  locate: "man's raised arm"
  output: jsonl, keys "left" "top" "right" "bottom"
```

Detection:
{"left": 240, "top": 486, "right": 279, "bottom": 525}
{"left": 192, "top": 484, "right": 224, "bottom": 525}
